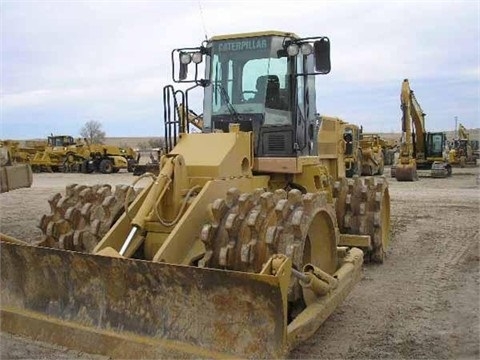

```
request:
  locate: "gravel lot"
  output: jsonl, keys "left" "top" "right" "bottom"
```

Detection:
{"left": 1, "top": 166, "right": 479, "bottom": 359}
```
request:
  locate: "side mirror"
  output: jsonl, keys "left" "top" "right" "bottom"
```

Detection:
{"left": 173, "top": 47, "right": 208, "bottom": 83}
{"left": 314, "top": 38, "right": 331, "bottom": 74}
{"left": 179, "top": 63, "right": 188, "bottom": 80}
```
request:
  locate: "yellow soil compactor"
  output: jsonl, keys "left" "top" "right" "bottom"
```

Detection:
{"left": 1, "top": 31, "right": 390, "bottom": 358}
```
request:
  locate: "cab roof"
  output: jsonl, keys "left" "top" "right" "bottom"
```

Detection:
{"left": 209, "top": 30, "right": 299, "bottom": 41}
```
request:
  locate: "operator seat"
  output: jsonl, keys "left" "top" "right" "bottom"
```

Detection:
{"left": 255, "top": 75, "right": 288, "bottom": 110}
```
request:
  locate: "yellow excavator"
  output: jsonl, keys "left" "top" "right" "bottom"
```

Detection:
{"left": 1, "top": 31, "right": 391, "bottom": 358}
{"left": 393, "top": 79, "right": 451, "bottom": 181}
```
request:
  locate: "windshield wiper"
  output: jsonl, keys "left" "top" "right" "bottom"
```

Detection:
{"left": 216, "top": 83, "right": 241, "bottom": 121}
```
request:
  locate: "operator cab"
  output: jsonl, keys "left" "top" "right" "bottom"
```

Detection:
{"left": 47, "top": 135, "right": 75, "bottom": 147}
{"left": 168, "top": 31, "right": 330, "bottom": 157}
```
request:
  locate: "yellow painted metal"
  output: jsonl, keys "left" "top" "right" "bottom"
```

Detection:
{"left": 287, "top": 247, "right": 363, "bottom": 350}
{"left": 152, "top": 176, "right": 269, "bottom": 265}
{"left": 1, "top": 240, "right": 291, "bottom": 359}
{"left": 339, "top": 234, "right": 372, "bottom": 248}
{"left": 0, "top": 232, "right": 30, "bottom": 245}
{"left": 317, "top": 115, "right": 347, "bottom": 179}
{"left": 169, "top": 131, "right": 253, "bottom": 178}
{"left": 210, "top": 30, "right": 299, "bottom": 41}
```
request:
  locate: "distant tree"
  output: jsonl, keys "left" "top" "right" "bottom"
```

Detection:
{"left": 80, "top": 120, "right": 106, "bottom": 144}
{"left": 137, "top": 142, "right": 149, "bottom": 150}
{"left": 148, "top": 138, "right": 165, "bottom": 149}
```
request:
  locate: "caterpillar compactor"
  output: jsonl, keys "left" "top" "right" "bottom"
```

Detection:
{"left": 393, "top": 79, "right": 451, "bottom": 180}
{"left": 1, "top": 31, "right": 390, "bottom": 358}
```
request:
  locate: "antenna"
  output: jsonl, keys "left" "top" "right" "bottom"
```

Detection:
{"left": 454, "top": 116, "right": 458, "bottom": 139}
{"left": 197, "top": 0, "right": 208, "bottom": 41}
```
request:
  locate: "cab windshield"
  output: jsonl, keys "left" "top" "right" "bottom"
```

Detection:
{"left": 204, "top": 36, "right": 292, "bottom": 127}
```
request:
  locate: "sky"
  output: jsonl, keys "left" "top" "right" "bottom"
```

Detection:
{"left": 1, "top": 0, "right": 479, "bottom": 139}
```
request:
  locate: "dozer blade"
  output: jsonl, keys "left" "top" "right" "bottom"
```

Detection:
{"left": 0, "top": 163, "right": 33, "bottom": 193}
{"left": 1, "top": 241, "right": 288, "bottom": 359}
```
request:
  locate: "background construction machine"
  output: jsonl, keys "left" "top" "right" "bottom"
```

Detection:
{"left": 0, "top": 139, "right": 46, "bottom": 164}
{"left": 380, "top": 138, "right": 399, "bottom": 166}
{"left": 448, "top": 123, "right": 478, "bottom": 167}
{"left": 336, "top": 122, "right": 387, "bottom": 178}
{"left": 393, "top": 79, "right": 451, "bottom": 181}
{"left": 337, "top": 119, "right": 363, "bottom": 178}
{"left": 359, "top": 133, "right": 385, "bottom": 176}
{"left": 29, "top": 134, "right": 137, "bottom": 173}
{"left": 0, "top": 141, "right": 33, "bottom": 193}
{"left": 1, "top": 31, "right": 391, "bottom": 359}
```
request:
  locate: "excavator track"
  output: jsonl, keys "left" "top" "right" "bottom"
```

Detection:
{"left": 38, "top": 183, "right": 138, "bottom": 252}
{"left": 333, "top": 175, "right": 390, "bottom": 263}
{"left": 199, "top": 187, "right": 339, "bottom": 307}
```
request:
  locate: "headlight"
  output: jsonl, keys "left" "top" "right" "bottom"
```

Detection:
{"left": 180, "top": 52, "right": 192, "bottom": 65}
{"left": 300, "top": 43, "right": 313, "bottom": 56}
{"left": 192, "top": 52, "right": 203, "bottom": 64}
{"left": 287, "top": 44, "right": 299, "bottom": 56}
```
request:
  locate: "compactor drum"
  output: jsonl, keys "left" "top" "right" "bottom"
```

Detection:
{"left": 1, "top": 31, "right": 391, "bottom": 358}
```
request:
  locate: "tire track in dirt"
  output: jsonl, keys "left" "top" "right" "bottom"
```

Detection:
{"left": 291, "top": 171, "right": 479, "bottom": 359}
{"left": 1, "top": 170, "right": 479, "bottom": 359}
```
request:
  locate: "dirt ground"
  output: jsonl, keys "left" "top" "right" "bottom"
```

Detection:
{"left": 0, "top": 167, "right": 479, "bottom": 359}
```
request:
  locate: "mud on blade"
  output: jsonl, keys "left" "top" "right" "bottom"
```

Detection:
{"left": 1, "top": 241, "right": 287, "bottom": 359}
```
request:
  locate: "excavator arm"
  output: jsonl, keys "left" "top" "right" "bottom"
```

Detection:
{"left": 458, "top": 123, "right": 469, "bottom": 141}
{"left": 400, "top": 79, "right": 428, "bottom": 158}
{"left": 395, "top": 79, "right": 419, "bottom": 180}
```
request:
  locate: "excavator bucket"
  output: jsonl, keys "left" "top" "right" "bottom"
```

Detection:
{"left": 1, "top": 240, "right": 289, "bottom": 359}
{"left": 395, "top": 163, "right": 418, "bottom": 181}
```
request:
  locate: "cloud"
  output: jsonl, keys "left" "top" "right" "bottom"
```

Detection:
{"left": 1, "top": 0, "right": 479, "bottom": 139}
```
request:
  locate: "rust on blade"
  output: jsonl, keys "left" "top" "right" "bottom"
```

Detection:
{"left": 1, "top": 241, "right": 287, "bottom": 359}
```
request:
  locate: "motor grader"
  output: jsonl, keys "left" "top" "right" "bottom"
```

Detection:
{"left": 1, "top": 31, "right": 391, "bottom": 359}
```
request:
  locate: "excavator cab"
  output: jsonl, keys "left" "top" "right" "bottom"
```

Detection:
{"left": 168, "top": 32, "right": 330, "bottom": 157}
{"left": 424, "top": 132, "right": 446, "bottom": 159}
